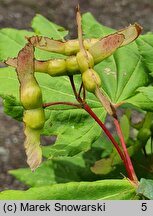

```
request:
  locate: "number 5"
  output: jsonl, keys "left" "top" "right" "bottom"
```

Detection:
{"left": 141, "top": 203, "right": 147, "bottom": 211}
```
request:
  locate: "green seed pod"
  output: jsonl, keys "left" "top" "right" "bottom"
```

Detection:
{"left": 16, "top": 43, "right": 45, "bottom": 171}
{"left": 23, "top": 108, "right": 45, "bottom": 130}
{"left": 66, "top": 56, "right": 79, "bottom": 75}
{"left": 82, "top": 69, "right": 101, "bottom": 93}
{"left": 47, "top": 59, "right": 66, "bottom": 76}
{"left": 34, "top": 57, "right": 80, "bottom": 77}
{"left": 137, "top": 128, "right": 151, "bottom": 146}
{"left": 64, "top": 39, "right": 99, "bottom": 56}
{"left": 21, "top": 80, "right": 42, "bottom": 110}
{"left": 76, "top": 51, "right": 94, "bottom": 73}
{"left": 64, "top": 40, "right": 80, "bottom": 55}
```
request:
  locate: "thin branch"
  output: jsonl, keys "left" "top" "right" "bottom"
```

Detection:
{"left": 83, "top": 83, "right": 86, "bottom": 102}
{"left": 77, "top": 82, "right": 86, "bottom": 102}
{"left": 43, "top": 101, "right": 81, "bottom": 108}
{"left": 69, "top": 76, "right": 78, "bottom": 100}
{"left": 78, "top": 82, "right": 83, "bottom": 97}
{"left": 83, "top": 103, "right": 125, "bottom": 162}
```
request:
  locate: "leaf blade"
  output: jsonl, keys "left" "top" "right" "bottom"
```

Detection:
{"left": 31, "top": 14, "right": 68, "bottom": 40}
{"left": 82, "top": 12, "right": 114, "bottom": 38}
{"left": 0, "top": 28, "right": 34, "bottom": 61}
{"left": 0, "top": 179, "right": 136, "bottom": 200}
{"left": 137, "top": 178, "right": 153, "bottom": 200}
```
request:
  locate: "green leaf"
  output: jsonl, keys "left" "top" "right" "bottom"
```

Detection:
{"left": 93, "top": 132, "right": 113, "bottom": 158}
{"left": 137, "top": 178, "right": 153, "bottom": 200}
{"left": 43, "top": 108, "right": 106, "bottom": 158}
{"left": 0, "top": 179, "right": 137, "bottom": 200}
{"left": 132, "top": 151, "right": 153, "bottom": 180}
{"left": 0, "top": 28, "right": 65, "bottom": 61}
{"left": 9, "top": 156, "right": 86, "bottom": 187}
{"left": 125, "top": 87, "right": 153, "bottom": 111}
{"left": 0, "top": 95, "right": 23, "bottom": 121}
{"left": 35, "top": 48, "right": 66, "bottom": 60}
{"left": 9, "top": 153, "right": 98, "bottom": 187}
{"left": 0, "top": 28, "right": 34, "bottom": 61}
{"left": 31, "top": 14, "right": 68, "bottom": 40}
{"left": 124, "top": 93, "right": 153, "bottom": 111}
{"left": 136, "top": 33, "right": 153, "bottom": 76}
{"left": 95, "top": 42, "right": 149, "bottom": 110}
{"left": 91, "top": 157, "right": 113, "bottom": 175}
{"left": 11, "top": 135, "right": 124, "bottom": 188}
{"left": 137, "top": 86, "right": 153, "bottom": 102}
{"left": 9, "top": 161, "right": 56, "bottom": 187}
{"left": 82, "top": 12, "right": 114, "bottom": 38}
{"left": 0, "top": 67, "right": 19, "bottom": 98}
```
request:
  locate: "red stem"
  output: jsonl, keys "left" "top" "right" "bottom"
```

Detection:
{"left": 114, "top": 118, "right": 138, "bottom": 183}
{"left": 43, "top": 101, "right": 81, "bottom": 108}
{"left": 78, "top": 82, "right": 83, "bottom": 96}
{"left": 83, "top": 103, "right": 125, "bottom": 162}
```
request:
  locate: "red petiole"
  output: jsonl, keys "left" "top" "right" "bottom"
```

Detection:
{"left": 43, "top": 75, "right": 138, "bottom": 185}
{"left": 114, "top": 118, "right": 138, "bottom": 183}
{"left": 82, "top": 103, "right": 125, "bottom": 161}
{"left": 43, "top": 101, "right": 81, "bottom": 108}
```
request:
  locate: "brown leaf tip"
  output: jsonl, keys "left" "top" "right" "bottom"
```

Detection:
{"left": 134, "top": 23, "right": 143, "bottom": 37}
{"left": 28, "top": 36, "right": 47, "bottom": 47}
